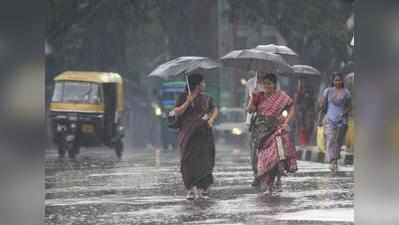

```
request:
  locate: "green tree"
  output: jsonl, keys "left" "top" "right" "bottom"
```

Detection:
{"left": 226, "top": 0, "right": 353, "bottom": 74}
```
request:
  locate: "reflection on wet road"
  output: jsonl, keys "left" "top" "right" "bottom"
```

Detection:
{"left": 45, "top": 145, "right": 353, "bottom": 225}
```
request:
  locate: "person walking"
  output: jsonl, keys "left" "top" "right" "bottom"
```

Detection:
{"left": 244, "top": 74, "right": 261, "bottom": 187}
{"left": 247, "top": 73, "right": 297, "bottom": 195}
{"left": 172, "top": 73, "right": 218, "bottom": 200}
{"left": 320, "top": 73, "right": 352, "bottom": 172}
{"left": 294, "top": 79, "right": 317, "bottom": 145}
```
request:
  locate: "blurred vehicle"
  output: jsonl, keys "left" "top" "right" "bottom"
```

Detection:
{"left": 344, "top": 72, "right": 355, "bottom": 153}
{"left": 214, "top": 107, "right": 249, "bottom": 146}
{"left": 49, "top": 71, "right": 125, "bottom": 159}
{"left": 155, "top": 81, "right": 186, "bottom": 151}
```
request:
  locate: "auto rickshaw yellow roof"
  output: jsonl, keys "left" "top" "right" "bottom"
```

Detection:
{"left": 54, "top": 71, "right": 123, "bottom": 83}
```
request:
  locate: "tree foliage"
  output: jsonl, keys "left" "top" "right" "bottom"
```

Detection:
{"left": 47, "top": 0, "right": 353, "bottom": 94}
{"left": 226, "top": 0, "right": 353, "bottom": 73}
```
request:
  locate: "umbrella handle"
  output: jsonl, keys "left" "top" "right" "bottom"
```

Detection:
{"left": 185, "top": 74, "right": 191, "bottom": 95}
{"left": 255, "top": 71, "right": 258, "bottom": 84}
{"left": 185, "top": 74, "right": 194, "bottom": 107}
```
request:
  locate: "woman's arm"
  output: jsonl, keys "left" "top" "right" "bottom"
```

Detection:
{"left": 319, "top": 95, "right": 326, "bottom": 111}
{"left": 247, "top": 94, "right": 257, "bottom": 113}
{"left": 343, "top": 103, "right": 352, "bottom": 117}
{"left": 319, "top": 88, "right": 329, "bottom": 111}
{"left": 207, "top": 107, "right": 218, "bottom": 127}
{"left": 173, "top": 93, "right": 193, "bottom": 116}
{"left": 343, "top": 91, "right": 352, "bottom": 117}
{"left": 283, "top": 104, "right": 295, "bottom": 126}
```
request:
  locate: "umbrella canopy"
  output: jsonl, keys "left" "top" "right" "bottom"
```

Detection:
{"left": 148, "top": 56, "right": 221, "bottom": 79}
{"left": 291, "top": 65, "right": 321, "bottom": 77}
{"left": 255, "top": 44, "right": 299, "bottom": 65}
{"left": 220, "top": 49, "right": 292, "bottom": 74}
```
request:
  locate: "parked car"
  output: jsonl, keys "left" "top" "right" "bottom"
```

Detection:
{"left": 213, "top": 107, "right": 249, "bottom": 146}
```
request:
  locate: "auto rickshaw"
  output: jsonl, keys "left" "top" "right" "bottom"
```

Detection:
{"left": 49, "top": 71, "right": 125, "bottom": 159}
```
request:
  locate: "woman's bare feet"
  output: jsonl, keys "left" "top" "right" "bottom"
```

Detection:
{"left": 263, "top": 185, "right": 273, "bottom": 196}
{"left": 330, "top": 160, "right": 338, "bottom": 172}
{"left": 199, "top": 188, "right": 209, "bottom": 199}
{"left": 278, "top": 162, "right": 288, "bottom": 176}
{"left": 186, "top": 189, "right": 194, "bottom": 200}
{"left": 251, "top": 177, "right": 260, "bottom": 187}
{"left": 275, "top": 178, "right": 282, "bottom": 192}
{"left": 192, "top": 186, "right": 200, "bottom": 199}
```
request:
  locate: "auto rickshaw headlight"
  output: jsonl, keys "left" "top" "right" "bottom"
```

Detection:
{"left": 57, "top": 124, "right": 66, "bottom": 132}
{"left": 69, "top": 115, "right": 78, "bottom": 121}
{"left": 232, "top": 128, "right": 243, "bottom": 135}
{"left": 117, "top": 126, "right": 125, "bottom": 137}
{"left": 55, "top": 115, "right": 67, "bottom": 120}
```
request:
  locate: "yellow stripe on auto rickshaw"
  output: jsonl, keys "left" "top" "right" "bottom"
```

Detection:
{"left": 54, "top": 71, "right": 123, "bottom": 84}
{"left": 49, "top": 103, "right": 104, "bottom": 113}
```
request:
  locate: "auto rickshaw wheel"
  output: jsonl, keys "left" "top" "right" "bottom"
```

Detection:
{"left": 57, "top": 144, "right": 66, "bottom": 158}
{"left": 67, "top": 143, "right": 80, "bottom": 160}
{"left": 114, "top": 140, "right": 124, "bottom": 159}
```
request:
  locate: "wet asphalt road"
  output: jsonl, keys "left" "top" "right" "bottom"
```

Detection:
{"left": 45, "top": 144, "right": 354, "bottom": 225}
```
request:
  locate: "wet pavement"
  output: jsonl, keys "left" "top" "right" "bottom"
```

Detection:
{"left": 45, "top": 144, "right": 354, "bottom": 225}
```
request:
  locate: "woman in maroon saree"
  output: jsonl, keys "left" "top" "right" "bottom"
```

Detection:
{"left": 172, "top": 73, "right": 218, "bottom": 200}
{"left": 247, "top": 73, "right": 297, "bottom": 195}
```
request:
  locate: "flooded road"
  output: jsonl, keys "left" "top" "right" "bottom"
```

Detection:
{"left": 45, "top": 144, "right": 353, "bottom": 225}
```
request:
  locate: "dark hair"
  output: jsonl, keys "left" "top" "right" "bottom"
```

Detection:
{"left": 186, "top": 73, "right": 204, "bottom": 92}
{"left": 259, "top": 72, "right": 278, "bottom": 85}
{"left": 331, "top": 72, "right": 345, "bottom": 87}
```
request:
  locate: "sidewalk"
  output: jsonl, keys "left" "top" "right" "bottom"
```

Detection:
{"left": 296, "top": 145, "right": 354, "bottom": 166}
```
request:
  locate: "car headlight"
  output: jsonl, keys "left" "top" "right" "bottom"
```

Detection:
{"left": 155, "top": 107, "right": 162, "bottom": 116}
{"left": 232, "top": 128, "right": 243, "bottom": 135}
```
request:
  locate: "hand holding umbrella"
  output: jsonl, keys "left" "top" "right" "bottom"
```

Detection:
{"left": 148, "top": 56, "right": 221, "bottom": 110}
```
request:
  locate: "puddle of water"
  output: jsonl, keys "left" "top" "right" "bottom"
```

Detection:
{"left": 185, "top": 221, "right": 245, "bottom": 225}
{"left": 46, "top": 195, "right": 185, "bottom": 207}
{"left": 209, "top": 194, "right": 268, "bottom": 215}
{"left": 274, "top": 208, "right": 354, "bottom": 222}
{"left": 111, "top": 205, "right": 184, "bottom": 216}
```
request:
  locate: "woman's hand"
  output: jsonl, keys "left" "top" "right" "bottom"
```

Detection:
{"left": 186, "top": 93, "right": 194, "bottom": 103}
{"left": 174, "top": 92, "right": 196, "bottom": 116}
{"left": 207, "top": 118, "right": 215, "bottom": 128}
{"left": 281, "top": 121, "right": 289, "bottom": 131}
{"left": 207, "top": 107, "right": 218, "bottom": 128}
{"left": 247, "top": 94, "right": 257, "bottom": 113}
